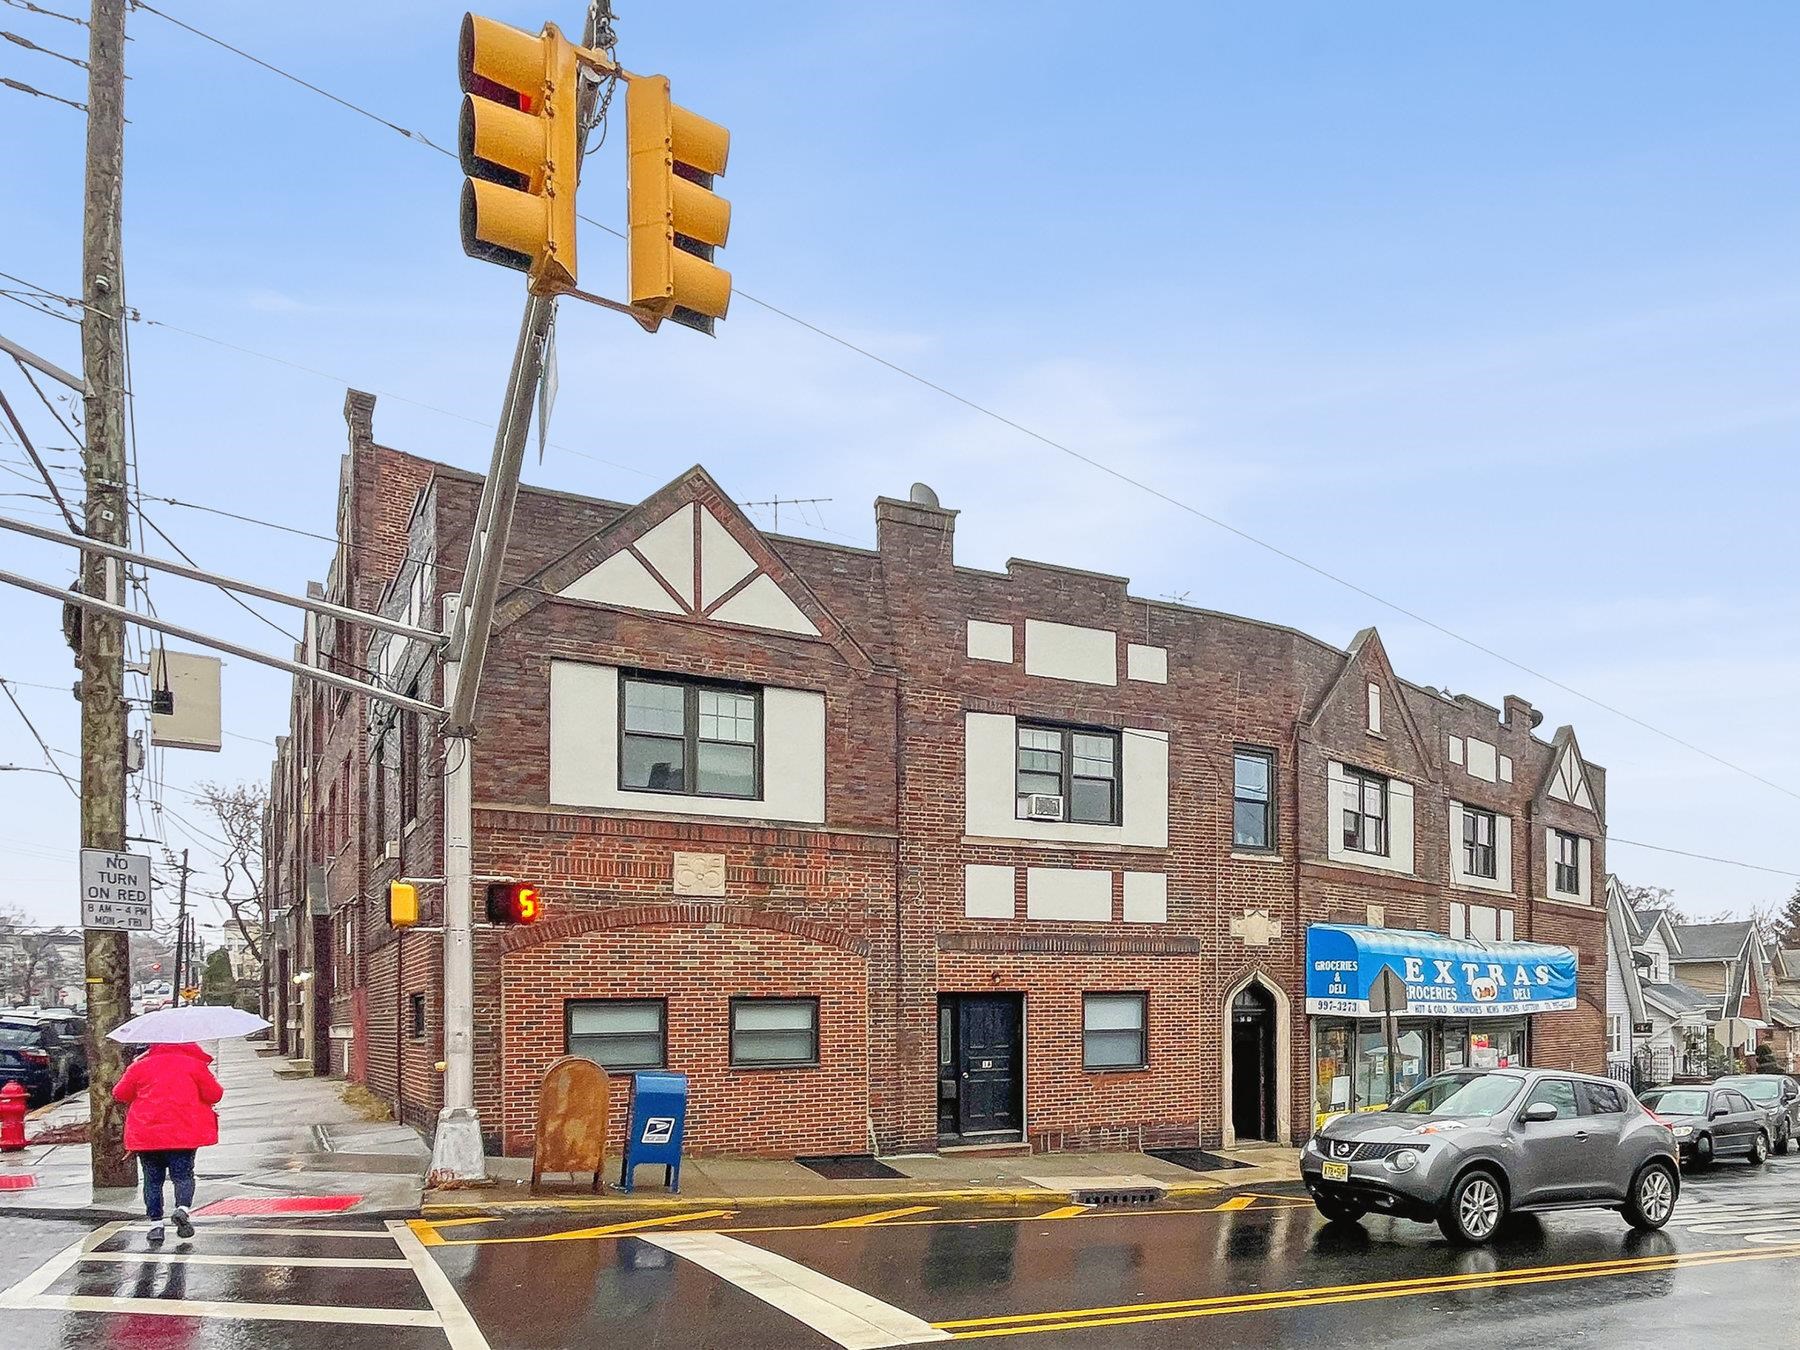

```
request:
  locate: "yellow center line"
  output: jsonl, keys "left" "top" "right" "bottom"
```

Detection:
{"left": 935, "top": 1242, "right": 1800, "bottom": 1338}
{"left": 438, "top": 1209, "right": 735, "bottom": 1246}
{"left": 820, "top": 1206, "right": 939, "bottom": 1228}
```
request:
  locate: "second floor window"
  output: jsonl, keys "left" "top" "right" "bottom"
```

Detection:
{"left": 1016, "top": 723, "right": 1119, "bottom": 825}
{"left": 1554, "top": 830, "right": 1581, "bottom": 894}
{"left": 1341, "top": 767, "right": 1388, "bottom": 855}
{"left": 621, "top": 675, "right": 760, "bottom": 799}
{"left": 1233, "top": 749, "right": 1274, "bottom": 850}
{"left": 1462, "top": 806, "right": 1497, "bottom": 879}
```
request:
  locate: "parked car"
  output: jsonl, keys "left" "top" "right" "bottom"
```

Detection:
{"left": 1639, "top": 1084, "right": 1771, "bottom": 1167}
{"left": 0, "top": 1016, "right": 85, "bottom": 1106}
{"left": 1302, "top": 1067, "right": 1679, "bottom": 1245}
{"left": 1715, "top": 1075, "right": 1800, "bottom": 1156}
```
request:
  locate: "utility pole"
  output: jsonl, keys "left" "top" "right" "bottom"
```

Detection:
{"left": 79, "top": 0, "right": 135, "bottom": 1190}
{"left": 170, "top": 849, "right": 190, "bottom": 1006}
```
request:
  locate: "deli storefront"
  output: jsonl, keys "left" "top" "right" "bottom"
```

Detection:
{"left": 1304, "top": 923, "right": 1578, "bottom": 1131}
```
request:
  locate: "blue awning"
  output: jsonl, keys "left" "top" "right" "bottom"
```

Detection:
{"left": 1305, "top": 923, "right": 1577, "bottom": 1017}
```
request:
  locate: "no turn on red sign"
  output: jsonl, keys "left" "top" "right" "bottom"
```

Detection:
{"left": 80, "top": 848, "right": 152, "bottom": 931}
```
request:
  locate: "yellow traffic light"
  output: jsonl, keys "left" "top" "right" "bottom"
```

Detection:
{"left": 459, "top": 13, "right": 581, "bottom": 294}
{"left": 389, "top": 881, "right": 419, "bottom": 929}
{"left": 626, "top": 74, "right": 731, "bottom": 333}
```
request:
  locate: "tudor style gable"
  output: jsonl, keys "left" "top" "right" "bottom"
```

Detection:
{"left": 495, "top": 466, "right": 869, "bottom": 669}
{"left": 1545, "top": 732, "right": 1598, "bottom": 816}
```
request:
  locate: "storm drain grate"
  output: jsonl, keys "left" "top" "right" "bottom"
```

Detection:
{"left": 1068, "top": 1184, "right": 1164, "bottom": 1207}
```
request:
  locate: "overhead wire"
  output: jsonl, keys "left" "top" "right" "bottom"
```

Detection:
{"left": 113, "top": 3, "right": 1800, "bottom": 813}
{"left": 0, "top": 676, "right": 76, "bottom": 796}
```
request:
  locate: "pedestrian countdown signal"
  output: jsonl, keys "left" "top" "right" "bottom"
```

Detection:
{"left": 485, "top": 881, "right": 541, "bottom": 925}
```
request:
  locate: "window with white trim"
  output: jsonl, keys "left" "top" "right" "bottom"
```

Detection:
{"left": 567, "top": 999, "right": 666, "bottom": 1072}
{"left": 1016, "top": 723, "right": 1120, "bottom": 825}
{"left": 1462, "top": 806, "right": 1498, "bottom": 880}
{"left": 1554, "top": 830, "right": 1581, "bottom": 895}
{"left": 1341, "top": 767, "right": 1388, "bottom": 855}
{"left": 620, "top": 675, "right": 761, "bottom": 799}
{"left": 1083, "top": 993, "right": 1148, "bottom": 1070}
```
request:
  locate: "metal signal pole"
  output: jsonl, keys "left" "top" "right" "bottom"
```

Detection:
{"left": 79, "top": 0, "right": 136, "bottom": 1190}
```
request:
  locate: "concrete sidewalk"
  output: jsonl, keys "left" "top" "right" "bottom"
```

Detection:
{"left": 426, "top": 1142, "right": 1303, "bottom": 1214}
{"left": 0, "top": 1036, "right": 428, "bottom": 1219}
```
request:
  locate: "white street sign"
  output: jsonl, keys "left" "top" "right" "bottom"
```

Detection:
{"left": 80, "top": 848, "right": 152, "bottom": 931}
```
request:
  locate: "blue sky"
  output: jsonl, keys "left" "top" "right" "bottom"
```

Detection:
{"left": 2, "top": 2, "right": 1797, "bottom": 932}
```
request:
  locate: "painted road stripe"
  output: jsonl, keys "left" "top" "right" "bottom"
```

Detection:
{"left": 936, "top": 1242, "right": 1800, "bottom": 1338}
{"left": 116, "top": 1225, "right": 399, "bottom": 1240}
{"left": 1031, "top": 1206, "right": 1091, "bottom": 1220}
{"left": 646, "top": 1231, "right": 950, "bottom": 1349}
{"left": 16, "top": 1295, "right": 444, "bottom": 1327}
{"left": 822, "top": 1206, "right": 939, "bottom": 1228}
{"left": 389, "top": 1218, "right": 493, "bottom": 1350}
{"left": 1212, "top": 1197, "right": 1255, "bottom": 1212}
{"left": 0, "top": 1221, "right": 127, "bottom": 1308}
{"left": 436, "top": 1208, "right": 735, "bottom": 1246}
{"left": 82, "top": 1250, "right": 412, "bottom": 1270}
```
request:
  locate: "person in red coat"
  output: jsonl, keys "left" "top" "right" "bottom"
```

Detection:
{"left": 111, "top": 1042, "right": 223, "bottom": 1243}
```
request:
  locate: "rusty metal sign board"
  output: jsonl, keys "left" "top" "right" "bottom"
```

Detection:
{"left": 532, "top": 1055, "right": 610, "bottom": 1191}
{"left": 1368, "top": 965, "right": 1409, "bottom": 1016}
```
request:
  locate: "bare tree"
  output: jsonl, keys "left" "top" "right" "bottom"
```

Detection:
{"left": 1617, "top": 881, "right": 1688, "bottom": 924}
{"left": 192, "top": 780, "right": 268, "bottom": 974}
{"left": 0, "top": 907, "right": 73, "bottom": 1006}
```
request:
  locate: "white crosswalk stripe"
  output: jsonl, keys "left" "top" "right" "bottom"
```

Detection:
{"left": 0, "top": 1217, "right": 490, "bottom": 1347}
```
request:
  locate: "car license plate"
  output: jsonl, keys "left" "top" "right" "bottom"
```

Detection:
{"left": 1323, "top": 1161, "right": 1350, "bottom": 1182}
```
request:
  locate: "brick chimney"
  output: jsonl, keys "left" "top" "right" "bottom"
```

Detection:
{"left": 343, "top": 389, "right": 376, "bottom": 450}
{"left": 1503, "top": 695, "right": 1541, "bottom": 731}
{"left": 874, "top": 484, "right": 957, "bottom": 571}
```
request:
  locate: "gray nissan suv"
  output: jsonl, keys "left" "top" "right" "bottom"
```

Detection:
{"left": 1301, "top": 1067, "right": 1679, "bottom": 1245}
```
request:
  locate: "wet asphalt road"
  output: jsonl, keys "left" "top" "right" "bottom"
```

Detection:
{"left": 4, "top": 1151, "right": 1800, "bottom": 1347}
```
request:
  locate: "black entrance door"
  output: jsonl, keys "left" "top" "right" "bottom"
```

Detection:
{"left": 1231, "top": 984, "right": 1277, "bottom": 1142}
{"left": 938, "top": 995, "right": 1022, "bottom": 1140}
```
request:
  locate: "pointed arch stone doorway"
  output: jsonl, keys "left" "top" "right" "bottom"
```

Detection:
{"left": 1220, "top": 971, "right": 1292, "bottom": 1147}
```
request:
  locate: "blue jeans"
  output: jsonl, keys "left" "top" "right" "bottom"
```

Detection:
{"left": 138, "top": 1149, "right": 196, "bottom": 1220}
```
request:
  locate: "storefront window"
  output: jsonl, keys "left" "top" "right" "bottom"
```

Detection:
{"left": 1356, "top": 1023, "right": 1390, "bottom": 1109}
{"left": 1437, "top": 1022, "right": 1469, "bottom": 1071}
{"left": 1394, "top": 1026, "right": 1429, "bottom": 1098}
{"left": 1468, "top": 1019, "right": 1527, "bottom": 1069}
{"left": 1313, "top": 1021, "right": 1352, "bottom": 1124}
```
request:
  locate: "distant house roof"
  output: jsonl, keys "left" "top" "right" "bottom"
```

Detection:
{"left": 1620, "top": 905, "right": 1645, "bottom": 941}
{"left": 1777, "top": 949, "right": 1800, "bottom": 982}
{"left": 1643, "top": 979, "right": 1718, "bottom": 1016}
{"left": 1769, "top": 1000, "right": 1800, "bottom": 1029}
{"left": 1668, "top": 921, "right": 1754, "bottom": 962}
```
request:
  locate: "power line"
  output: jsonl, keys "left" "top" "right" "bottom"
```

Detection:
{"left": 0, "top": 384, "right": 80, "bottom": 532}
{"left": 121, "top": 4, "right": 1800, "bottom": 811}
{"left": 0, "top": 676, "right": 76, "bottom": 796}
{"left": 1607, "top": 837, "right": 1800, "bottom": 881}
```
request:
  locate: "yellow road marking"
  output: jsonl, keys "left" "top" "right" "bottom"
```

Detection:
{"left": 406, "top": 1219, "right": 445, "bottom": 1247}
{"left": 438, "top": 1209, "right": 735, "bottom": 1246}
{"left": 936, "top": 1242, "right": 1800, "bottom": 1338}
{"left": 1211, "top": 1197, "right": 1255, "bottom": 1212}
{"left": 1032, "top": 1206, "right": 1091, "bottom": 1220}
{"left": 820, "top": 1206, "right": 938, "bottom": 1228}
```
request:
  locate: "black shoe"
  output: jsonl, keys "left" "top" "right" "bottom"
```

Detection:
{"left": 173, "top": 1208, "right": 194, "bottom": 1240}
{"left": 146, "top": 1224, "right": 165, "bottom": 1245}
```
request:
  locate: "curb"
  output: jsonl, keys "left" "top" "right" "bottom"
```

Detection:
{"left": 420, "top": 1179, "right": 1237, "bottom": 1216}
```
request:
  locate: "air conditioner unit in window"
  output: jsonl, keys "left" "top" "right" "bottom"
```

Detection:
{"left": 1023, "top": 794, "right": 1065, "bottom": 821}
{"left": 385, "top": 840, "right": 400, "bottom": 861}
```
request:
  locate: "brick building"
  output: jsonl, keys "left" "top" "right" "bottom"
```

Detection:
{"left": 266, "top": 393, "right": 1609, "bottom": 1158}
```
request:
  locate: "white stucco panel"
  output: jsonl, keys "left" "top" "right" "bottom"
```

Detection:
{"left": 1026, "top": 867, "right": 1112, "bottom": 921}
{"left": 964, "top": 713, "right": 1168, "bottom": 847}
{"left": 1448, "top": 736, "right": 1464, "bottom": 764}
{"left": 561, "top": 548, "right": 684, "bottom": 614}
{"left": 711, "top": 573, "right": 821, "bottom": 637}
{"left": 967, "top": 620, "right": 1015, "bottom": 664}
{"left": 549, "top": 662, "right": 825, "bottom": 823}
{"left": 1126, "top": 644, "right": 1167, "bottom": 684}
{"left": 698, "top": 506, "right": 757, "bottom": 609}
{"left": 1465, "top": 737, "right": 1498, "bottom": 783}
{"left": 1023, "top": 619, "right": 1117, "bottom": 686}
{"left": 634, "top": 503, "right": 696, "bottom": 606}
{"left": 964, "top": 864, "right": 1016, "bottom": 919}
{"left": 1122, "top": 872, "right": 1167, "bottom": 923}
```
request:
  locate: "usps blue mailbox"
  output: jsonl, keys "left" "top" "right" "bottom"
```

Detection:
{"left": 620, "top": 1071, "right": 688, "bottom": 1193}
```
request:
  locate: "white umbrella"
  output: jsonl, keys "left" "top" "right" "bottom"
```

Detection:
{"left": 108, "top": 1005, "right": 271, "bottom": 1044}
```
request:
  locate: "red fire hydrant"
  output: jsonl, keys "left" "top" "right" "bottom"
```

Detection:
{"left": 0, "top": 1081, "right": 27, "bottom": 1152}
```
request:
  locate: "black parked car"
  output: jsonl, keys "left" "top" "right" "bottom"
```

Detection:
{"left": 1639, "top": 1084, "right": 1771, "bottom": 1167}
{"left": 1715, "top": 1074, "right": 1800, "bottom": 1156}
{"left": 0, "top": 1017, "right": 84, "bottom": 1106}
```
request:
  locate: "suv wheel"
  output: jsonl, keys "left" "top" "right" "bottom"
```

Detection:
{"left": 1439, "top": 1169, "right": 1506, "bottom": 1245}
{"left": 1314, "top": 1196, "right": 1366, "bottom": 1225}
{"left": 1778, "top": 1124, "right": 1792, "bottom": 1157}
{"left": 1623, "top": 1162, "right": 1677, "bottom": 1230}
{"left": 1750, "top": 1131, "right": 1769, "bottom": 1166}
